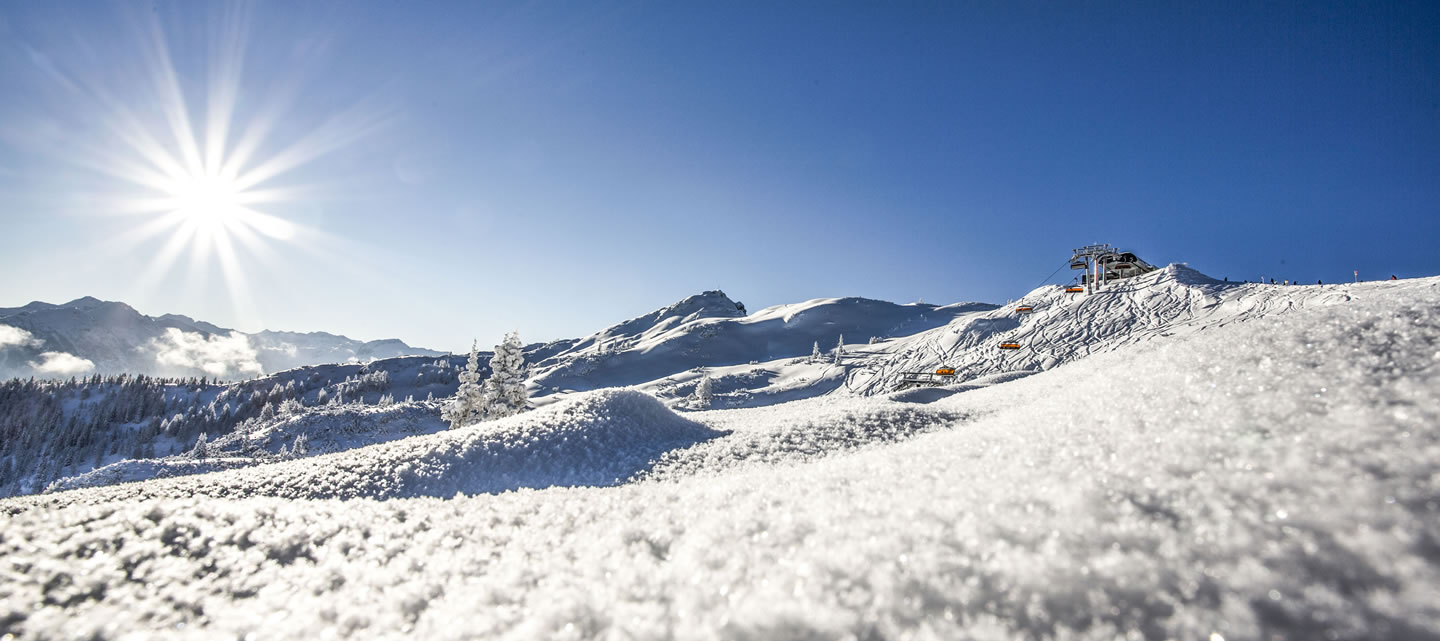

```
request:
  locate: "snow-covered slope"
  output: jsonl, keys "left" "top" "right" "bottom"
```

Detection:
{"left": 45, "top": 400, "right": 453, "bottom": 494}
{"left": 12, "top": 267, "right": 1415, "bottom": 498}
{"left": 844, "top": 264, "right": 1373, "bottom": 395}
{"left": 538, "top": 265, "right": 1383, "bottom": 410}
{"left": 1, "top": 274, "right": 1436, "bottom": 639}
{"left": 24, "top": 389, "right": 726, "bottom": 503}
{"left": 0, "top": 297, "right": 445, "bottom": 378}
{"left": 528, "top": 289, "right": 994, "bottom": 399}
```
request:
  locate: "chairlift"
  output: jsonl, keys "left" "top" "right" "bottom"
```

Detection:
{"left": 1065, "top": 286, "right": 1084, "bottom": 293}
{"left": 935, "top": 368, "right": 956, "bottom": 376}
{"left": 999, "top": 342, "right": 1022, "bottom": 350}
{"left": 1069, "top": 260, "right": 1087, "bottom": 270}
{"left": 1015, "top": 306, "right": 1034, "bottom": 313}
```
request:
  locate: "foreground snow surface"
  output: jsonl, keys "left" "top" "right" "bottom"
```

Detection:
{"left": 3, "top": 280, "right": 1439, "bottom": 639}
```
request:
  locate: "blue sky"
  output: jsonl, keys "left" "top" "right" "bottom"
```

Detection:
{"left": 1, "top": 1, "right": 1436, "bottom": 352}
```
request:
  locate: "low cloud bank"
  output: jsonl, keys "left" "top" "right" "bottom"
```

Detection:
{"left": 29, "top": 351, "right": 95, "bottom": 375}
{"left": 149, "top": 328, "right": 264, "bottom": 379}
{"left": 0, "top": 325, "right": 43, "bottom": 349}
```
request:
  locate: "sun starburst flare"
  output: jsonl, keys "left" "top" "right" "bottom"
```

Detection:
{"left": 32, "top": 5, "right": 391, "bottom": 325}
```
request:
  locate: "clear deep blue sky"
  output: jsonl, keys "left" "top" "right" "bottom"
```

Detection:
{"left": 1, "top": 1, "right": 1437, "bottom": 352}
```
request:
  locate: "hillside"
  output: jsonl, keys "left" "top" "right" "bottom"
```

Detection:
{"left": 1, "top": 271, "right": 1436, "bottom": 639}
{"left": 6, "top": 266, "right": 1421, "bottom": 499}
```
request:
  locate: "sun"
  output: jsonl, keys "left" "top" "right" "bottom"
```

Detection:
{"left": 39, "top": 5, "right": 390, "bottom": 327}
{"left": 167, "top": 172, "right": 242, "bottom": 228}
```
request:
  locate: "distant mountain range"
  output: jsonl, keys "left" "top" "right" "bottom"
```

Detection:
{"left": 0, "top": 297, "right": 446, "bottom": 379}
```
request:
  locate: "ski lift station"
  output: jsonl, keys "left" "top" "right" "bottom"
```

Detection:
{"left": 1070, "top": 243, "right": 1159, "bottom": 291}
{"left": 897, "top": 244, "right": 1157, "bottom": 389}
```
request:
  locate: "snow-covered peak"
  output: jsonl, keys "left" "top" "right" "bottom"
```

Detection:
{"left": 154, "top": 313, "right": 227, "bottom": 335}
{"left": 528, "top": 292, "right": 996, "bottom": 397}
{"left": 60, "top": 296, "right": 107, "bottom": 311}
{"left": 0, "top": 300, "right": 61, "bottom": 317}
{"left": 598, "top": 290, "right": 745, "bottom": 340}
{"left": 0, "top": 297, "right": 445, "bottom": 379}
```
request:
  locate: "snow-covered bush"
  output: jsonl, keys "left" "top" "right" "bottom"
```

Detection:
{"left": 691, "top": 374, "right": 714, "bottom": 409}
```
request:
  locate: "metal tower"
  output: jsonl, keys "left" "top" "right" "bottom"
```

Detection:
{"left": 1070, "top": 243, "right": 1117, "bottom": 293}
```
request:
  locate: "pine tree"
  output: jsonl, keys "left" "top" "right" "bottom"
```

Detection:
{"left": 811, "top": 341, "right": 822, "bottom": 363}
{"left": 482, "top": 331, "right": 530, "bottom": 420}
{"left": 442, "top": 340, "right": 487, "bottom": 429}
{"left": 833, "top": 335, "right": 845, "bottom": 365}
{"left": 191, "top": 432, "right": 209, "bottom": 459}
{"left": 292, "top": 433, "right": 308, "bottom": 457}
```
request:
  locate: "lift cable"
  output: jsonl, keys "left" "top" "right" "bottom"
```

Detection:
{"left": 1033, "top": 259, "right": 1073, "bottom": 291}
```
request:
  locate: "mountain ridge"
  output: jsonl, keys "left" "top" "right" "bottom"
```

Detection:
{"left": 0, "top": 296, "right": 446, "bottom": 379}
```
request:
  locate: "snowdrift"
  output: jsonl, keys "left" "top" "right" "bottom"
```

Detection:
{"left": 47, "top": 401, "right": 451, "bottom": 493}
{"left": 16, "top": 389, "right": 726, "bottom": 505}
{"left": 43, "top": 457, "right": 257, "bottom": 494}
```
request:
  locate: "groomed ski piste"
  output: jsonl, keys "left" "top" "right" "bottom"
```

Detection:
{"left": 2, "top": 266, "right": 1437, "bottom": 640}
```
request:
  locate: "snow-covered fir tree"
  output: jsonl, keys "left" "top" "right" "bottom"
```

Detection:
{"left": 190, "top": 432, "right": 209, "bottom": 459}
{"left": 482, "top": 331, "right": 530, "bottom": 420}
{"left": 442, "top": 340, "right": 488, "bottom": 429}
{"left": 811, "top": 341, "right": 822, "bottom": 363}
{"left": 692, "top": 373, "right": 714, "bottom": 409}
{"left": 833, "top": 335, "right": 845, "bottom": 365}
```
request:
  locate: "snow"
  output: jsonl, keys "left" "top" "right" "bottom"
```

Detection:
{"left": 1, "top": 273, "right": 1438, "bottom": 639}
{"left": 845, "top": 265, "right": 1369, "bottom": 394}
{"left": 48, "top": 401, "right": 452, "bottom": 493}
{"left": 16, "top": 389, "right": 725, "bottom": 504}
{"left": 528, "top": 293, "right": 994, "bottom": 399}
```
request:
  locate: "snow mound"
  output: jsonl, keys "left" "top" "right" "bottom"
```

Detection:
{"left": 23, "top": 390, "right": 726, "bottom": 504}
{"left": 44, "top": 458, "right": 255, "bottom": 493}
{"left": 644, "top": 398, "right": 968, "bottom": 480}
{"left": 887, "top": 385, "right": 967, "bottom": 403}
{"left": 46, "top": 402, "right": 451, "bottom": 493}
